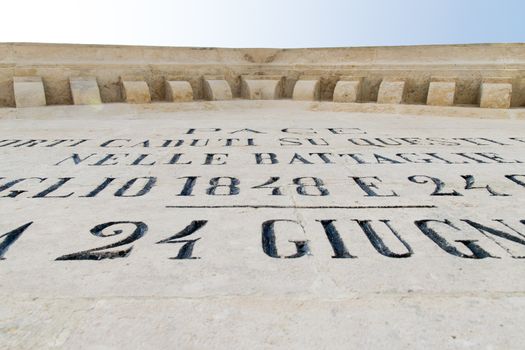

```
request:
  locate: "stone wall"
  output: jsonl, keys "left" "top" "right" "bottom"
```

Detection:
{"left": 1, "top": 43, "right": 524, "bottom": 108}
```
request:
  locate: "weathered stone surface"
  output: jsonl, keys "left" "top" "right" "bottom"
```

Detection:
{"left": 427, "top": 79, "right": 456, "bottom": 106}
{"left": 480, "top": 82, "right": 512, "bottom": 109}
{"left": 1, "top": 44, "right": 525, "bottom": 108}
{"left": 3, "top": 41, "right": 525, "bottom": 350}
{"left": 69, "top": 77, "right": 102, "bottom": 105}
{"left": 333, "top": 78, "right": 363, "bottom": 103}
{"left": 292, "top": 79, "right": 320, "bottom": 101}
{"left": 13, "top": 76, "right": 46, "bottom": 108}
{"left": 377, "top": 79, "right": 406, "bottom": 104}
{"left": 165, "top": 80, "right": 193, "bottom": 102}
{"left": 121, "top": 78, "right": 151, "bottom": 104}
{"left": 2, "top": 100, "right": 525, "bottom": 349}
{"left": 203, "top": 78, "right": 232, "bottom": 101}
{"left": 242, "top": 78, "right": 280, "bottom": 100}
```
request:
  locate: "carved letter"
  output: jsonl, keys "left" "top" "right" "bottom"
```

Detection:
{"left": 262, "top": 220, "right": 310, "bottom": 258}
{"left": 156, "top": 220, "right": 208, "bottom": 259}
{"left": 0, "top": 222, "right": 32, "bottom": 260}
{"left": 415, "top": 219, "right": 495, "bottom": 259}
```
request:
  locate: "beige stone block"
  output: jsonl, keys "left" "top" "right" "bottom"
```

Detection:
{"left": 203, "top": 79, "right": 232, "bottom": 101}
{"left": 69, "top": 77, "right": 101, "bottom": 105}
{"left": 480, "top": 82, "right": 512, "bottom": 109}
{"left": 13, "top": 76, "right": 46, "bottom": 108}
{"left": 121, "top": 79, "right": 151, "bottom": 104}
{"left": 242, "top": 78, "right": 280, "bottom": 100}
{"left": 377, "top": 80, "right": 405, "bottom": 104}
{"left": 292, "top": 79, "right": 320, "bottom": 101}
{"left": 165, "top": 81, "right": 193, "bottom": 102}
{"left": 3, "top": 100, "right": 525, "bottom": 349}
{"left": 427, "top": 81, "right": 456, "bottom": 106}
{"left": 333, "top": 78, "right": 363, "bottom": 103}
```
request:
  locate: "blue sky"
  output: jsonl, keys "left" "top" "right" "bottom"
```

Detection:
{"left": 0, "top": 0, "right": 523, "bottom": 47}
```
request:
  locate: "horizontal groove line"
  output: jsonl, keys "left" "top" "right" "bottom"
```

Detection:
{"left": 165, "top": 205, "right": 436, "bottom": 209}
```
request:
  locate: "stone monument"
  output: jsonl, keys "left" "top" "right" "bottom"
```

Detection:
{"left": 1, "top": 43, "right": 525, "bottom": 349}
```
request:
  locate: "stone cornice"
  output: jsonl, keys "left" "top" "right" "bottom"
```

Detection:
{"left": 0, "top": 43, "right": 524, "bottom": 109}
